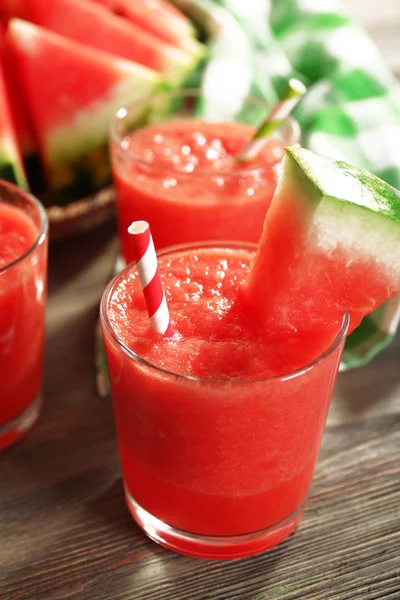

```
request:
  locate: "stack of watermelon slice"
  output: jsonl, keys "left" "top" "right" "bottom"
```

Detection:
{"left": 0, "top": 0, "right": 205, "bottom": 203}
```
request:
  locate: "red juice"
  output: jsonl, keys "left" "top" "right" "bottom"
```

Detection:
{"left": 111, "top": 115, "right": 298, "bottom": 264}
{"left": 101, "top": 243, "right": 348, "bottom": 559}
{"left": 0, "top": 185, "right": 47, "bottom": 450}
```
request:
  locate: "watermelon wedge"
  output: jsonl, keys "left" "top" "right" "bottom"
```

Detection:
{"left": 0, "top": 0, "right": 31, "bottom": 21}
{"left": 109, "top": 0, "right": 205, "bottom": 59}
{"left": 25, "top": 0, "right": 198, "bottom": 86}
{"left": 91, "top": 0, "right": 194, "bottom": 31}
{"left": 0, "top": 24, "right": 36, "bottom": 157}
{"left": 0, "top": 56, "right": 27, "bottom": 188}
{"left": 90, "top": 0, "right": 118, "bottom": 7}
{"left": 91, "top": 0, "right": 196, "bottom": 36}
{"left": 7, "top": 19, "right": 162, "bottom": 203}
{"left": 244, "top": 147, "right": 400, "bottom": 335}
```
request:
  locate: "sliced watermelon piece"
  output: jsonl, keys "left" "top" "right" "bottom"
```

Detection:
{"left": 110, "top": 0, "right": 204, "bottom": 59}
{"left": 90, "top": 0, "right": 117, "bottom": 8}
{"left": 91, "top": 0, "right": 194, "bottom": 37}
{"left": 134, "top": 0, "right": 197, "bottom": 36}
{"left": 0, "top": 24, "right": 36, "bottom": 157}
{"left": 7, "top": 19, "right": 162, "bottom": 203}
{"left": 245, "top": 147, "right": 400, "bottom": 335}
{"left": 0, "top": 57, "right": 27, "bottom": 188}
{"left": 25, "top": 0, "right": 198, "bottom": 86}
{"left": 0, "top": 0, "right": 31, "bottom": 21}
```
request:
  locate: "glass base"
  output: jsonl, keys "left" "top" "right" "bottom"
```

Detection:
{"left": 125, "top": 489, "right": 305, "bottom": 560}
{"left": 0, "top": 393, "right": 42, "bottom": 451}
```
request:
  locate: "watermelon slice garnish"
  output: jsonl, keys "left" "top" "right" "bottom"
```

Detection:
{"left": 7, "top": 18, "right": 162, "bottom": 203}
{"left": 24, "top": 0, "right": 200, "bottom": 86}
{"left": 0, "top": 50, "right": 27, "bottom": 188}
{"left": 244, "top": 147, "right": 400, "bottom": 335}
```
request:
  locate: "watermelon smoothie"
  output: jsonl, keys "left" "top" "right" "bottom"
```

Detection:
{"left": 110, "top": 90, "right": 300, "bottom": 263}
{"left": 0, "top": 182, "right": 47, "bottom": 450}
{"left": 100, "top": 242, "right": 348, "bottom": 559}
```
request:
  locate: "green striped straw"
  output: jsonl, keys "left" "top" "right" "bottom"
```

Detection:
{"left": 238, "top": 78, "right": 307, "bottom": 162}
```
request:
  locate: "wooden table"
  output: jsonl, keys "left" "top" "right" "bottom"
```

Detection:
{"left": 2, "top": 4, "right": 400, "bottom": 599}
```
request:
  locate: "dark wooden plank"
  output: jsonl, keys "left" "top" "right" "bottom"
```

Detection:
{"left": 2, "top": 413, "right": 399, "bottom": 600}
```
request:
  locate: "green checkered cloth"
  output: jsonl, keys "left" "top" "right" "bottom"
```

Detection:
{"left": 173, "top": 0, "right": 400, "bottom": 371}
{"left": 96, "top": 0, "right": 400, "bottom": 396}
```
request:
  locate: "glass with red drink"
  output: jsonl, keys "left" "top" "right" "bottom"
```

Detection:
{"left": 110, "top": 89, "right": 300, "bottom": 263}
{"left": 100, "top": 241, "right": 348, "bottom": 559}
{"left": 0, "top": 181, "right": 48, "bottom": 450}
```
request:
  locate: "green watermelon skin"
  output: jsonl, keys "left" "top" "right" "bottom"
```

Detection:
{"left": 0, "top": 50, "right": 27, "bottom": 188}
{"left": 25, "top": 0, "right": 199, "bottom": 86}
{"left": 245, "top": 147, "right": 400, "bottom": 336}
{"left": 7, "top": 19, "right": 162, "bottom": 203}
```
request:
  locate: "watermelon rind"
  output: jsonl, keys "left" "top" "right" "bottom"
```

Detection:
{"left": 155, "top": 43, "right": 201, "bottom": 87}
{"left": 0, "top": 138, "right": 28, "bottom": 188}
{"left": 246, "top": 145, "right": 400, "bottom": 338}
{"left": 287, "top": 146, "right": 400, "bottom": 224}
{"left": 45, "top": 72, "right": 164, "bottom": 202}
{"left": 286, "top": 146, "right": 400, "bottom": 276}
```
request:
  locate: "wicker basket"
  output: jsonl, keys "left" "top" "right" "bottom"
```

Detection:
{"left": 46, "top": 186, "right": 116, "bottom": 241}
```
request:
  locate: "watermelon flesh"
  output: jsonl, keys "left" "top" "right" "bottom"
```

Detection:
{"left": 0, "top": 24, "right": 36, "bottom": 157}
{"left": 244, "top": 147, "right": 400, "bottom": 336}
{"left": 90, "top": 0, "right": 118, "bottom": 8}
{"left": 25, "top": 0, "right": 198, "bottom": 85}
{"left": 109, "top": 0, "right": 204, "bottom": 58}
{"left": 91, "top": 0, "right": 196, "bottom": 38}
{"left": 0, "top": 53, "right": 27, "bottom": 188}
{"left": 7, "top": 18, "right": 162, "bottom": 203}
{"left": 0, "top": 0, "right": 31, "bottom": 21}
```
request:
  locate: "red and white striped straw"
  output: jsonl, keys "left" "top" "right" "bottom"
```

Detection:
{"left": 128, "top": 221, "right": 172, "bottom": 336}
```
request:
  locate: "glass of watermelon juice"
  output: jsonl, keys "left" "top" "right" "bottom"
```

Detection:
{"left": 100, "top": 241, "right": 349, "bottom": 560}
{"left": 110, "top": 89, "right": 300, "bottom": 263}
{"left": 0, "top": 181, "right": 48, "bottom": 450}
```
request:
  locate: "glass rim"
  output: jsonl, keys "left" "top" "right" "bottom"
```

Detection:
{"left": 109, "top": 87, "right": 301, "bottom": 177}
{"left": 0, "top": 180, "right": 48, "bottom": 275}
{"left": 100, "top": 240, "right": 350, "bottom": 385}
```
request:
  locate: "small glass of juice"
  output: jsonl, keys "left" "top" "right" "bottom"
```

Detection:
{"left": 100, "top": 241, "right": 348, "bottom": 559}
{"left": 109, "top": 89, "right": 300, "bottom": 263}
{"left": 0, "top": 181, "right": 48, "bottom": 450}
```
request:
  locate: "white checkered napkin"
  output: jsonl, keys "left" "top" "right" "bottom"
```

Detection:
{"left": 270, "top": 0, "right": 396, "bottom": 88}
{"left": 176, "top": 0, "right": 265, "bottom": 119}
{"left": 271, "top": 0, "right": 351, "bottom": 33}
{"left": 173, "top": 0, "right": 296, "bottom": 119}
{"left": 297, "top": 86, "right": 400, "bottom": 188}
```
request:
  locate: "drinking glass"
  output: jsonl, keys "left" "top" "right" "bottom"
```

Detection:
{"left": 110, "top": 89, "right": 301, "bottom": 263}
{"left": 0, "top": 181, "right": 48, "bottom": 450}
{"left": 100, "top": 241, "right": 348, "bottom": 559}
